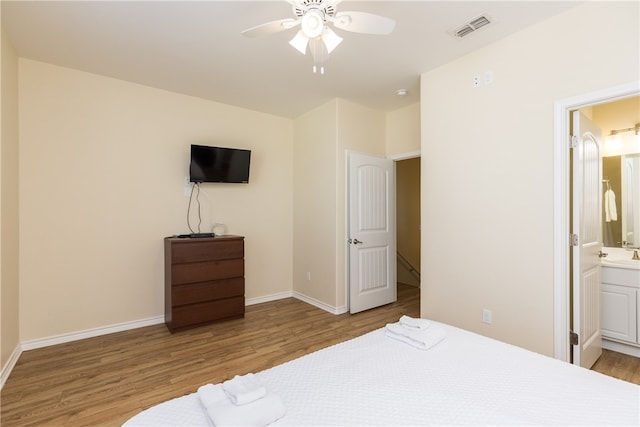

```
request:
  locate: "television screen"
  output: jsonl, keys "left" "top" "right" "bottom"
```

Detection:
{"left": 189, "top": 145, "right": 251, "bottom": 183}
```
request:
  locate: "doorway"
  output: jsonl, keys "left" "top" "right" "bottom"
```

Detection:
{"left": 346, "top": 151, "right": 421, "bottom": 314}
{"left": 553, "top": 82, "right": 640, "bottom": 363}
{"left": 396, "top": 157, "right": 421, "bottom": 289}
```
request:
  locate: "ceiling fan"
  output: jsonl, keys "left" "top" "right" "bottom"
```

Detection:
{"left": 241, "top": 0, "right": 395, "bottom": 74}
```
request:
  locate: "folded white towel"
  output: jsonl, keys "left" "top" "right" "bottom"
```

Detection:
{"left": 198, "top": 383, "right": 286, "bottom": 427}
{"left": 605, "top": 189, "right": 617, "bottom": 222}
{"left": 198, "top": 383, "right": 229, "bottom": 407}
{"left": 399, "top": 315, "right": 431, "bottom": 330}
{"left": 385, "top": 322, "right": 446, "bottom": 350}
{"left": 223, "top": 373, "right": 267, "bottom": 406}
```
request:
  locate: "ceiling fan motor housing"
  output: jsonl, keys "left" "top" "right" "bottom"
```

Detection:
{"left": 293, "top": 0, "right": 337, "bottom": 20}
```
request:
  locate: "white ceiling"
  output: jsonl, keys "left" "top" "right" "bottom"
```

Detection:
{"left": 2, "top": 1, "right": 580, "bottom": 118}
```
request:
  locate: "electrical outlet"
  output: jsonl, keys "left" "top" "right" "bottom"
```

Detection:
{"left": 472, "top": 75, "right": 480, "bottom": 88}
{"left": 482, "top": 309, "right": 492, "bottom": 324}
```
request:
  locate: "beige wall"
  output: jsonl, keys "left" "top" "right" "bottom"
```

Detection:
{"left": 386, "top": 103, "right": 420, "bottom": 157}
{"left": 18, "top": 59, "right": 293, "bottom": 342}
{"left": 292, "top": 100, "right": 338, "bottom": 306}
{"left": 593, "top": 97, "right": 640, "bottom": 135}
{"left": 421, "top": 1, "right": 639, "bottom": 356}
{"left": 1, "top": 25, "right": 20, "bottom": 372}
{"left": 292, "top": 99, "right": 386, "bottom": 310}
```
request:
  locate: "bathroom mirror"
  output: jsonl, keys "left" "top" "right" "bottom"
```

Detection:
{"left": 604, "top": 153, "right": 640, "bottom": 248}
{"left": 622, "top": 154, "right": 639, "bottom": 248}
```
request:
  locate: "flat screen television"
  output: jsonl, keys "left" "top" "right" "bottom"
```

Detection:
{"left": 189, "top": 144, "right": 251, "bottom": 183}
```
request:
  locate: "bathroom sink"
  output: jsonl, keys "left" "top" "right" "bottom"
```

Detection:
{"left": 602, "top": 258, "right": 640, "bottom": 270}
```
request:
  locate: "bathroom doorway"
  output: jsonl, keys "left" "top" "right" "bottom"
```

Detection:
{"left": 553, "top": 82, "right": 640, "bottom": 364}
{"left": 577, "top": 97, "right": 640, "bottom": 363}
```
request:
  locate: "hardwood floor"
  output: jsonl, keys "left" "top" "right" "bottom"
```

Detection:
{"left": 3, "top": 283, "right": 639, "bottom": 426}
{"left": 592, "top": 348, "right": 640, "bottom": 384}
{"left": 2, "top": 285, "right": 420, "bottom": 426}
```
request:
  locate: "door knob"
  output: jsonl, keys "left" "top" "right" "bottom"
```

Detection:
{"left": 349, "top": 238, "right": 363, "bottom": 245}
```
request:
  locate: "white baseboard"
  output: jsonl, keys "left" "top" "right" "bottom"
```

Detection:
{"left": 0, "top": 343, "right": 22, "bottom": 390}
{"left": 246, "top": 291, "right": 347, "bottom": 315}
{"left": 602, "top": 338, "right": 640, "bottom": 358}
{"left": 293, "top": 291, "right": 348, "bottom": 315}
{"left": 246, "top": 291, "right": 293, "bottom": 306}
{"left": 20, "top": 315, "right": 165, "bottom": 351}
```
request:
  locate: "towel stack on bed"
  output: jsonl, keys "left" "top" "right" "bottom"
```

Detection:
{"left": 197, "top": 373, "right": 285, "bottom": 426}
{"left": 385, "top": 315, "right": 446, "bottom": 350}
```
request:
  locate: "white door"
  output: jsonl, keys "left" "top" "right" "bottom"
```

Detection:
{"left": 348, "top": 151, "right": 396, "bottom": 314}
{"left": 571, "top": 111, "right": 603, "bottom": 369}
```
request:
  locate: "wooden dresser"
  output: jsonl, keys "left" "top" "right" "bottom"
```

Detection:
{"left": 164, "top": 235, "right": 245, "bottom": 332}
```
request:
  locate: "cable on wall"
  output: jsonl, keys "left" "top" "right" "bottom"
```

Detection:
{"left": 187, "top": 182, "right": 203, "bottom": 233}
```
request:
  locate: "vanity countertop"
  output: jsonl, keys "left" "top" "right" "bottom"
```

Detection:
{"left": 602, "top": 259, "right": 640, "bottom": 270}
{"left": 601, "top": 247, "right": 640, "bottom": 270}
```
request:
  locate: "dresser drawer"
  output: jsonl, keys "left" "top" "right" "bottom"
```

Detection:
{"left": 170, "top": 296, "right": 245, "bottom": 330}
{"left": 172, "top": 278, "right": 244, "bottom": 306}
{"left": 172, "top": 258, "right": 244, "bottom": 285}
{"left": 171, "top": 239, "right": 244, "bottom": 263}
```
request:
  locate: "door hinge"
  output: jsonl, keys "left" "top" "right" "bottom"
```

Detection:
{"left": 570, "top": 233, "right": 579, "bottom": 247}
{"left": 570, "top": 135, "right": 579, "bottom": 149}
{"left": 570, "top": 331, "right": 579, "bottom": 346}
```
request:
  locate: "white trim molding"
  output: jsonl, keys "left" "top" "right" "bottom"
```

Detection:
{"left": 389, "top": 150, "right": 420, "bottom": 161}
{"left": 553, "top": 81, "right": 640, "bottom": 362}
{"left": 293, "top": 291, "right": 348, "bottom": 315}
{"left": 0, "top": 344, "right": 22, "bottom": 390}
{"left": 20, "top": 316, "right": 165, "bottom": 351}
{"left": 246, "top": 291, "right": 293, "bottom": 306}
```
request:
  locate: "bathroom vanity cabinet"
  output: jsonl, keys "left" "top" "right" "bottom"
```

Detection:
{"left": 601, "top": 265, "right": 640, "bottom": 357}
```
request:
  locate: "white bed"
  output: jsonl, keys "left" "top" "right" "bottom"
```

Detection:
{"left": 124, "top": 320, "right": 640, "bottom": 426}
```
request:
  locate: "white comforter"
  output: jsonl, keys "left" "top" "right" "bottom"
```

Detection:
{"left": 124, "top": 321, "right": 640, "bottom": 426}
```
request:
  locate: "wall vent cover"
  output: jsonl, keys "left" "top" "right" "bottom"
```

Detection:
{"left": 451, "top": 14, "right": 492, "bottom": 38}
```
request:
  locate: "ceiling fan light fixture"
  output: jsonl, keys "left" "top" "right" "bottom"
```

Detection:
{"left": 321, "top": 27, "right": 343, "bottom": 54}
{"left": 301, "top": 8, "right": 325, "bottom": 39}
{"left": 242, "top": 1, "right": 395, "bottom": 74}
{"left": 289, "top": 30, "right": 309, "bottom": 54}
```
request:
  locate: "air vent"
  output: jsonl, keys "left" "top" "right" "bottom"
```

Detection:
{"left": 451, "top": 14, "right": 492, "bottom": 38}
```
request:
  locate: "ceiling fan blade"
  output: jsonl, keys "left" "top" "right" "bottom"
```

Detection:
{"left": 333, "top": 11, "right": 395, "bottom": 35}
{"left": 241, "top": 18, "right": 300, "bottom": 38}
